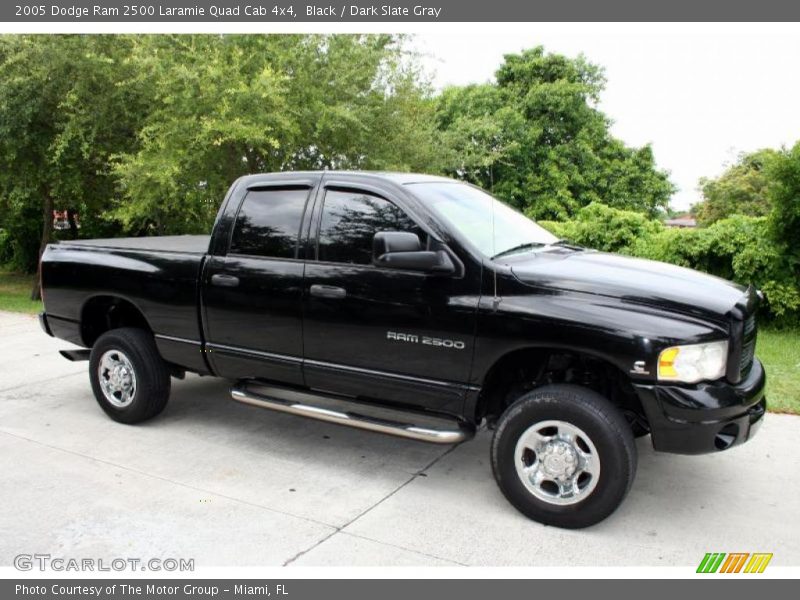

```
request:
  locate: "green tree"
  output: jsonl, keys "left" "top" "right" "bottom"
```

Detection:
{"left": 112, "top": 34, "right": 438, "bottom": 234}
{"left": 110, "top": 35, "right": 294, "bottom": 234}
{"left": 435, "top": 47, "right": 675, "bottom": 220}
{"left": 767, "top": 141, "right": 800, "bottom": 280}
{"left": 435, "top": 84, "right": 521, "bottom": 188}
{"left": 0, "top": 34, "right": 438, "bottom": 286}
{"left": 694, "top": 149, "right": 776, "bottom": 225}
{"left": 270, "top": 34, "right": 439, "bottom": 173}
{"left": 0, "top": 35, "right": 147, "bottom": 298}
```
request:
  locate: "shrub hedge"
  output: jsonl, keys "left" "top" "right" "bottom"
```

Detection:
{"left": 538, "top": 202, "right": 800, "bottom": 325}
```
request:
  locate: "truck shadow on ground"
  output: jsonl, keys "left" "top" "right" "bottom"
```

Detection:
{"left": 150, "top": 374, "right": 752, "bottom": 534}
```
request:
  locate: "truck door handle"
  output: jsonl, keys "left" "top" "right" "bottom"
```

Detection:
{"left": 211, "top": 274, "right": 240, "bottom": 288}
{"left": 310, "top": 284, "right": 346, "bottom": 299}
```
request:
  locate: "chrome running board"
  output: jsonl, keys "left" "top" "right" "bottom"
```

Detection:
{"left": 231, "top": 382, "right": 473, "bottom": 444}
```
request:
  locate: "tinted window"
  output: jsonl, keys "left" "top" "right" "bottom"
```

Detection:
{"left": 317, "top": 190, "right": 423, "bottom": 264}
{"left": 230, "top": 189, "right": 309, "bottom": 258}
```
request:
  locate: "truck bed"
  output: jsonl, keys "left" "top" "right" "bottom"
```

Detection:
{"left": 61, "top": 235, "right": 210, "bottom": 254}
{"left": 41, "top": 234, "right": 210, "bottom": 373}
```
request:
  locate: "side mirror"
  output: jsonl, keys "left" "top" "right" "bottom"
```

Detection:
{"left": 372, "top": 232, "right": 456, "bottom": 275}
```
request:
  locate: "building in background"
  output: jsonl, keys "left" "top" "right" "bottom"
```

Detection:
{"left": 665, "top": 214, "right": 697, "bottom": 228}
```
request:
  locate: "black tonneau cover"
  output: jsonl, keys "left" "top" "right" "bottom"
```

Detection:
{"left": 61, "top": 235, "right": 210, "bottom": 254}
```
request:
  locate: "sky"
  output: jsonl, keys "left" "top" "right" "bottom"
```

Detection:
{"left": 413, "top": 26, "right": 800, "bottom": 211}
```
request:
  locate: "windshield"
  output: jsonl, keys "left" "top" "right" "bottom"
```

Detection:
{"left": 408, "top": 182, "right": 558, "bottom": 259}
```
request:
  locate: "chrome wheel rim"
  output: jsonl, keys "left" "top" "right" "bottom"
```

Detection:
{"left": 514, "top": 420, "right": 600, "bottom": 506}
{"left": 97, "top": 349, "right": 137, "bottom": 408}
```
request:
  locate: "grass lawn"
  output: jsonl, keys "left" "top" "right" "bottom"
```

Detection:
{"left": 0, "top": 268, "right": 797, "bottom": 414}
{"left": 756, "top": 329, "right": 800, "bottom": 415}
{"left": 0, "top": 268, "right": 41, "bottom": 314}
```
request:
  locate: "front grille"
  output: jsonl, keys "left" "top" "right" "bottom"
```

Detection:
{"left": 739, "top": 315, "right": 757, "bottom": 378}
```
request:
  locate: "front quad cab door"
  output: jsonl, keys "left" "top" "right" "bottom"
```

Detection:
{"left": 302, "top": 181, "right": 478, "bottom": 415}
{"left": 202, "top": 181, "right": 316, "bottom": 385}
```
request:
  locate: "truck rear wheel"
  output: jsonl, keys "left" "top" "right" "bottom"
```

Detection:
{"left": 89, "top": 328, "right": 171, "bottom": 424}
{"left": 491, "top": 384, "right": 637, "bottom": 529}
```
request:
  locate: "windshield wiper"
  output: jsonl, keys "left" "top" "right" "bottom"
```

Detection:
{"left": 551, "top": 239, "right": 583, "bottom": 250}
{"left": 491, "top": 242, "right": 546, "bottom": 260}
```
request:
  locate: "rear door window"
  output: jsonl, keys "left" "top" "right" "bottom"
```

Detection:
{"left": 230, "top": 188, "right": 310, "bottom": 258}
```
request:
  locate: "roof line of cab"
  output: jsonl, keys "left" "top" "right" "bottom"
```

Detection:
{"left": 236, "top": 170, "right": 457, "bottom": 187}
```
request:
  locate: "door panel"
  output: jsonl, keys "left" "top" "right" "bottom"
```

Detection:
{"left": 203, "top": 255, "right": 305, "bottom": 383}
{"left": 202, "top": 186, "right": 312, "bottom": 384}
{"left": 302, "top": 186, "right": 479, "bottom": 414}
{"left": 303, "top": 262, "right": 477, "bottom": 413}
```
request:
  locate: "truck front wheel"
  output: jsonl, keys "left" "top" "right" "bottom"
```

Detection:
{"left": 491, "top": 384, "right": 637, "bottom": 529}
{"left": 89, "top": 328, "right": 171, "bottom": 424}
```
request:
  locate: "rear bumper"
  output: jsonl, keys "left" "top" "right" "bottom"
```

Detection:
{"left": 38, "top": 311, "right": 52, "bottom": 336}
{"left": 634, "top": 358, "right": 766, "bottom": 454}
{"left": 38, "top": 311, "right": 84, "bottom": 346}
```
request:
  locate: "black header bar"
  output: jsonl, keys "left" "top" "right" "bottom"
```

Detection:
{"left": 3, "top": 0, "right": 800, "bottom": 23}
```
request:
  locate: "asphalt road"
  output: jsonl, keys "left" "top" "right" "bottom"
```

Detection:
{"left": 1, "top": 310, "right": 798, "bottom": 567}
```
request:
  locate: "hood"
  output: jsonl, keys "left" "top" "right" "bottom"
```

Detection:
{"left": 508, "top": 248, "right": 749, "bottom": 321}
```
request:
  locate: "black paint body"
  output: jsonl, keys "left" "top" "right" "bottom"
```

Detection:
{"left": 40, "top": 172, "right": 766, "bottom": 454}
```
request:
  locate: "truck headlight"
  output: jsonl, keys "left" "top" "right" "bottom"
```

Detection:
{"left": 657, "top": 340, "right": 728, "bottom": 383}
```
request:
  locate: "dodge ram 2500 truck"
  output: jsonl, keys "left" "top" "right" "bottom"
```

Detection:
{"left": 39, "top": 171, "right": 766, "bottom": 528}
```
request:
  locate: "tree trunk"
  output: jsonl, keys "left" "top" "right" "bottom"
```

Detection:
{"left": 30, "top": 192, "right": 54, "bottom": 301}
{"left": 67, "top": 208, "right": 78, "bottom": 239}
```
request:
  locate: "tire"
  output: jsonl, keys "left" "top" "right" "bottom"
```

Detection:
{"left": 89, "top": 328, "right": 171, "bottom": 424}
{"left": 491, "top": 384, "right": 637, "bottom": 529}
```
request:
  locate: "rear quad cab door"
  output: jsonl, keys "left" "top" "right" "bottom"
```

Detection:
{"left": 202, "top": 185, "right": 314, "bottom": 384}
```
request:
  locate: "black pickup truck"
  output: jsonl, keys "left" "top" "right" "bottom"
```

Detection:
{"left": 39, "top": 171, "right": 766, "bottom": 528}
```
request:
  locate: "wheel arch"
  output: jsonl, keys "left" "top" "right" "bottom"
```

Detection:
{"left": 80, "top": 295, "right": 152, "bottom": 347}
{"left": 473, "top": 345, "right": 648, "bottom": 434}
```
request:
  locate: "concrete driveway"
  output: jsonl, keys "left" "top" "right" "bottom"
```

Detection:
{"left": 1, "top": 310, "right": 798, "bottom": 567}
